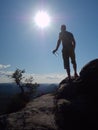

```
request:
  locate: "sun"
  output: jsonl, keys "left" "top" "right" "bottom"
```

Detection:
{"left": 34, "top": 11, "right": 51, "bottom": 29}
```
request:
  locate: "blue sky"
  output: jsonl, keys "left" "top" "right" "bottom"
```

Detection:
{"left": 0, "top": 0, "right": 98, "bottom": 83}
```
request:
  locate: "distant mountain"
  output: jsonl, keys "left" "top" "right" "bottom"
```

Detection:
{"left": 34, "top": 83, "right": 58, "bottom": 97}
{"left": 0, "top": 83, "right": 21, "bottom": 95}
{"left": 0, "top": 83, "right": 58, "bottom": 96}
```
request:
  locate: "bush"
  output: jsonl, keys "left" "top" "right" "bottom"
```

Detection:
{"left": 7, "top": 93, "right": 30, "bottom": 114}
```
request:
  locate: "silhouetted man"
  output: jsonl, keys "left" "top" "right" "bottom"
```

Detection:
{"left": 53, "top": 25, "right": 78, "bottom": 80}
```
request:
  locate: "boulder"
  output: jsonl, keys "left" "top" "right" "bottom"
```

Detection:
{"left": 80, "top": 58, "right": 98, "bottom": 81}
{"left": 54, "top": 59, "right": 98, "bottom": 130}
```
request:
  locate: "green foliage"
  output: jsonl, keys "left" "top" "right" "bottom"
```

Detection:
{"left": 4, "top": 68, "right": 39, "bottom": 114}
{"left": 12, "top": 68, "right": 39, "bottom": 94}
{"left": 12, "top": 68, "right": 25, "bottom": 94}
{"left": 12, "top": 68, "right": 25, "bottom": 86}
{"left": 7, "top": 93, "right": 30, "bottom": 113}
{"left": 25, "top": 76, "right": 33, "bottom": 84}
{"left": 25, "top": 76, "right": 39, "bottom": 94}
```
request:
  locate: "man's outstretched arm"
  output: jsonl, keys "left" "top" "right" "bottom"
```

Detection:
{"left": 53, "top": 39, "right": 61, "bottom": 54}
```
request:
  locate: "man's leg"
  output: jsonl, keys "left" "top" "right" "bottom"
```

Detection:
{"left": 64, "top": 58, "right": 71, "bottom": 79}
{"left": 73, "top": 62, "right": 78, "bottom": 78}
{"left": 70, "top": 49, "right": 78, "bottom": 78}
{"left": 62, "top": 50, "right": 71, "bottom": 79}
{"left": 66, "top": 67, "right": 71, "bottom": 80}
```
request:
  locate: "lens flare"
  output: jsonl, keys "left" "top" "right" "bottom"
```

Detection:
{"left": 34, "top": 11, "right": 51, "bottom": 28}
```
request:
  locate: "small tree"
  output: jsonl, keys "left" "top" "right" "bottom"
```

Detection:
{"left": 25, "top": 76, "right": 34, "bottom": 85}
{"left": 25, "top": 76, "right": 39, "bottom": 94}
{"left": 12, "top": 69, "right": 25, "bottom": 94}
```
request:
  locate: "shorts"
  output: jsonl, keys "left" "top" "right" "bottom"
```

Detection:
{"left": 62, "top": 47, "right": 76, "bottom": 69}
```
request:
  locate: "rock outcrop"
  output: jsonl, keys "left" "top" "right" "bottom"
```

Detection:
{"left": 0, "top": 94, "right": 57, "bottom": 130}
{"left": 0, "top": 59, "right": 98, "bottom": 130}
{"left": 55, "top": 59, "right": 98, "bottom": 130}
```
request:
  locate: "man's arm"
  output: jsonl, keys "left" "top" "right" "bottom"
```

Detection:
{"left": 52, "top": 39, "right": 61, "bottom": 54}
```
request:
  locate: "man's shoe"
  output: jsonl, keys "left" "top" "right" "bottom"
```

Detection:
{"left": 74, "top": 73, "right": 79, "bottom": 79}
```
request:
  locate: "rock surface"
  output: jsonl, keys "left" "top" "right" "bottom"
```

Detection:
{"left": 0, "top": 94, "right": 57, "bottom": 130}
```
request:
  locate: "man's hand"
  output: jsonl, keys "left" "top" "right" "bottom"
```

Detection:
{"left": 52, "top": 39, "right": 61, "bottom": 54}
{"left": 52, "top": 49, "right": 57, "bottom": 54}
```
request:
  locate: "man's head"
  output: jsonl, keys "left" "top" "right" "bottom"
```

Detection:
{"left": 61, "top": 24, "right": 66, "bottom": 31}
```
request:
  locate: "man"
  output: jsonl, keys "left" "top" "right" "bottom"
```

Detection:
{"left": 53, "top": 24, "right": 78, "bottom": 80}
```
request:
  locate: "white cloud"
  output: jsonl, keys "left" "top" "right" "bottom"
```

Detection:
{"left": 0, "top": 75, "right": 13, "bottom": 83}
{"left": 0, "top": 64, "right": 66, "bottom": 83}
{"left": 0, "top": 64, "right": 13, "bottom": 83}
{"left": 0, "top": 70, "right": 13, "bottom": 82}
{"left": 0, "top": 64, "right": 11, "bottom": 69}
{"left": 0, "top": 66, "right": 66, "bottom": 84}
{"left": 23, "top": 73, "right": 66, "bottom": 84}
{"left": 0, "top": 70, "right": 12, "bottom": 76}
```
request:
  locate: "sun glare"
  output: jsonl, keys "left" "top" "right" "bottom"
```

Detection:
{"left": 34, "top": 11, "right": 51, "bottom": 29}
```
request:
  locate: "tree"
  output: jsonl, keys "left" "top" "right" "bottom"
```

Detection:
{"left": 12, "top": 69, "right": 25, "bottom": 94}
{"left": 25, "top": 76, "right": 39, "bottom": 94}
{"left": 12, "top": 68, "right": 39, "bottom": 95}
{"left": 25, "top": 76, "right": 34, "bottom": 85}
